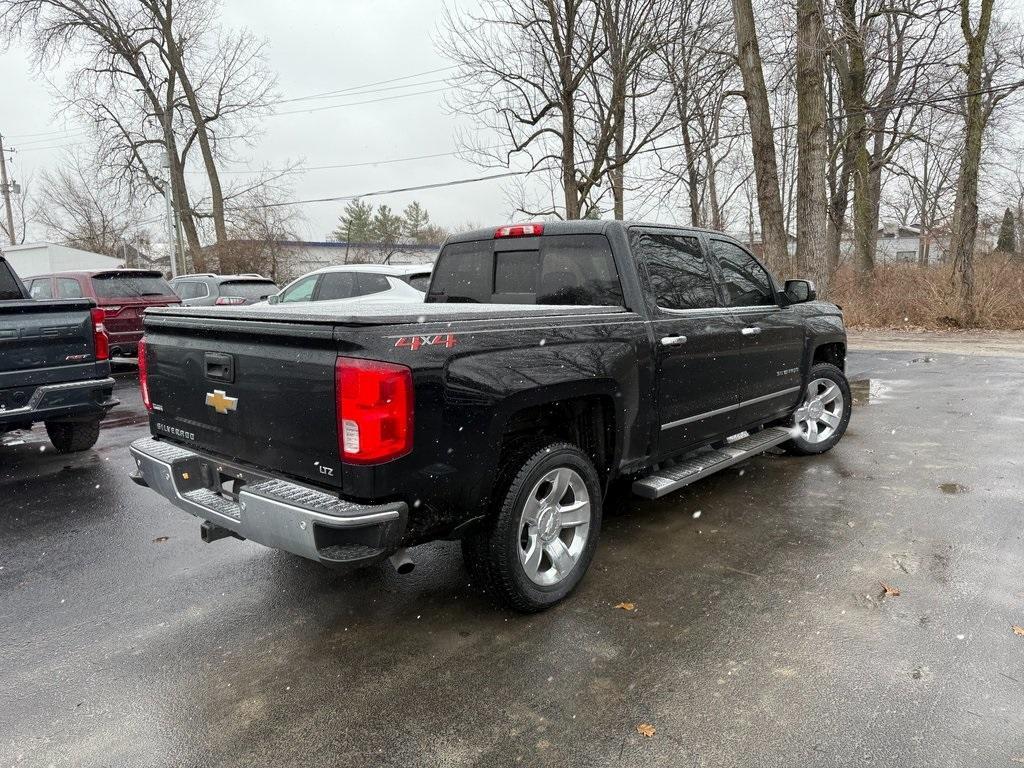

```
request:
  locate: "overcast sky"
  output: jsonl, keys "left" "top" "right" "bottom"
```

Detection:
{"left": 0, "top": 0, "right": 519, "bottom": 241}
{"left": 3, "top": 0, "right": 1024, "bottom": 243}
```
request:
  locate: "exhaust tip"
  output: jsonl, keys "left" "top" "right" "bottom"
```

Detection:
{"left": 389, "top": 547, "right": 415, "bottom": 574}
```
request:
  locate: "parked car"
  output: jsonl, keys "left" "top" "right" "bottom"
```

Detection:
{"left": 267, "top": 264, "right": 429, "bottom": 305}
{"left": 1, "top": 255, "right": 117, "bottom": 453}
{"left": 129, "top": 221, "right": 849, "bottom": 612}
{"left": 170, "top": 274, "right": 280, "bottom": 306}
{"left": 24, "top": 269, "right": 179, "bottom": 359}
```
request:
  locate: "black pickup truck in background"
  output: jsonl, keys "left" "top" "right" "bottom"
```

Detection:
{"left": 0, "top": 254, "right": 117, "bottom": 453}
{"left": 129, "top": 221, "right": 850, "bottom": 611}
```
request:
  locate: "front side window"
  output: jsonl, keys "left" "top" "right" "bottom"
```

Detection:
{"left": 633, "top": 231, "right": 718, "bottom": 311}
{"left": 30, "top": 279, "right": 53, "bottom": 299}
{"left": 710, "top": 240, "right": 775, "bottom": 307}
{"left": 57, "top": 277, "right": 84, "bottom": 298}
{"left": 280, "top": 274, "right": 319, "bottom": 303}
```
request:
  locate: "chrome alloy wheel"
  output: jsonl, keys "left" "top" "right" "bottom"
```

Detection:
{"left": 794, "top": 377, "right": 845, "bottom": 444}
{"left": 518, "top": 467, "right": 592, "bottom": 586}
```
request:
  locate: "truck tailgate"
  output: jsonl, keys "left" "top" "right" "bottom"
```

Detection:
{"left": 144, "top": 314, "right": 344, "bottom": 488}
{"left": 0, "top": 300, "right": 98, "bottom": 393}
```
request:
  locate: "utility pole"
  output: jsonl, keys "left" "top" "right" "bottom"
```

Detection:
{"left": 0, "top": 134, "right": 17, "bottom": 246}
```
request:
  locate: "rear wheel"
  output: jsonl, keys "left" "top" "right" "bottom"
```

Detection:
{"left": 782, "top": 362, "right": 851, "bottom": 455}
{"left": 462, "top": 442, "right": 602, "bottom": 612}
{"left": 45, "top": 418, "right": 102, "bottom": 454}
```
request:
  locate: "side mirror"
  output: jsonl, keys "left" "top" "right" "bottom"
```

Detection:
{"left": 267, "top": 293, "right": 280, "bottom": 305}
{"left": 783, "top": 279, "right": 816, "bottom": 304}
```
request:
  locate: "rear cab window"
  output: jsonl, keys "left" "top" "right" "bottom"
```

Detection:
{"left": 426, "top": 234, "right": 624, "bottom": 306}
{"left": 91, "top": 273, "right": 176, "bottom": 299}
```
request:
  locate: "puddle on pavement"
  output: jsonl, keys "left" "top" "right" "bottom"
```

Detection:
{"left": 939, "top": 482, "right": 969, "bottom": 494}
{"left": 850, "top": 378, "right": 892, "bottom": 406}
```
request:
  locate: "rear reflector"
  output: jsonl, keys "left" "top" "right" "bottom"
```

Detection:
{"left": 336, "top": 357, "right": 413, "bottom": 464}
{"left": 91, "top": 307, "right": 109, "bottom": 361}
{"left": 494, "top": 223, "right": 544, "bottom": 239}
{"left": 138, "top": 337, "right": 152, "bottom": 411}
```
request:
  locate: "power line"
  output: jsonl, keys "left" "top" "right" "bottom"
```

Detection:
{"left": 272, "top": 86, "right": 449, "bottom": 117}
{"left": 274, "top": 66, "right": 456, "bottom": 105}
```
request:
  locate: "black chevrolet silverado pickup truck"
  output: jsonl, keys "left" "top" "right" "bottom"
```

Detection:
{"left": 0, "top": 254, "right": 117, "bottom": 452}
{"left": 130, "top": 221, "right": 849, "bottom": 611}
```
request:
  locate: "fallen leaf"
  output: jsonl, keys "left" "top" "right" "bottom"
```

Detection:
{"left": 636, "top": 723, "right": 656, "bottom": 738}
{"left": 1013, "top": 625, "right": 1024, "bottom": 637}
{"left": 153, "top": 536, "right": 170, "bottom": 544}
{"left": 614, "top": 602, "right": 636, "bottom": 611}
{"left": 880, "top": 582, "right": 901, "bottom": 597}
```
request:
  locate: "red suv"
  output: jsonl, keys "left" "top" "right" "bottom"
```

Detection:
{"left": 24, "top": 269, "right": 180, "bottom": 359}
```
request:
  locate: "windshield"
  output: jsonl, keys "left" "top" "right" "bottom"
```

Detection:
{"left": 220, "top": 280, "right": 279, "bottom": 299}
{"left": 91, "top": 273, "right": 176, "bottom": 299}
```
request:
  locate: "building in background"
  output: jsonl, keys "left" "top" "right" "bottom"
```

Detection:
{"left": 2, "top": 242, "right": 123, "bottom": 277}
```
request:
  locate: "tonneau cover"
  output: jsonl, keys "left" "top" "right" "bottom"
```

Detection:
{"left": 144, "top": 301, "right": 629, "bottom": 327}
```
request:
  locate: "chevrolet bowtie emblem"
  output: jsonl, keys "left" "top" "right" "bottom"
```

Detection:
{"left": 205, "top": 389, "right": 238, "bottom": 415}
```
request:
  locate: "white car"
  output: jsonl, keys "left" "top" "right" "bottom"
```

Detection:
{"left": 268, "top": 264, "right": 431, "bottom": 306}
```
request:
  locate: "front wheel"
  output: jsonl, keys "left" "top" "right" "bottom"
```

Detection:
{"left": 462, "top": 442, "right": 602, "bottom": 612}
{"left": 782, "top": 363, "right": 852, "bottom": 455}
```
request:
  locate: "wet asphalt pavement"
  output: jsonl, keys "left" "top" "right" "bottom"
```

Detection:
{"left": 2, "top": 349, "right": 1023, "bottom": 767}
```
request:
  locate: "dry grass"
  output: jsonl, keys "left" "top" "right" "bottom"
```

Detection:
{"left": 830, "top": 255, "right": 1024, "bottom": 330}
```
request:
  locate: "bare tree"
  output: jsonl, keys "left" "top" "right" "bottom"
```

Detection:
{"left": 222, "top": 185, "right": 302, "bottom": 282}
{"left": 731, "top": 0, "right": 789, "bottom": 274}
{"left": 34, "top": 156, "right": 144, "bottom": 256}
{"left": 795, "top": 0, "right": 829, "bottom": 293}
{"left": 949, "top": 0, "right": 994, "bottom": 325}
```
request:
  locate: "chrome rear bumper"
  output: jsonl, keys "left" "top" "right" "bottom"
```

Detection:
{"left": 129, "top": 436, "right": 407, "bottom": 567}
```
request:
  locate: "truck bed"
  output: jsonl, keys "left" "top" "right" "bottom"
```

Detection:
{"left": 144, "top": 300, "right": 629, "bottom": 327}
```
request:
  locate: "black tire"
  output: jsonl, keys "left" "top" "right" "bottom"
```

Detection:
{"left": 462, "top": 441, "right": 603, "bottom": 613}
{"left": 45, "top": 418, "right": 102, "bottom": 454}
{"left": 781, "top": 362, "right": 851, "bottom": 456}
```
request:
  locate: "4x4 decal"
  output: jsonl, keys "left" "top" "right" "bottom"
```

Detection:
{"left": 395, "top": 334, "right": 457, "bottom": 351}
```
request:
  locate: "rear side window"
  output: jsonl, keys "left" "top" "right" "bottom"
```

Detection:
{"left": 57, "top": 277, "right": 84, "bottom": 298}
{"left": 633, "top": 231, "right": 719, "bottom": 311}
{"left": 0, "top": 261, "right": 24, "bottom": 300}
{"left": 427, "top": 235, "right": 624, "bottom": 306}
{"left": 316, "top": 271, "right": 358, "bottom": 300}
{"left": 709, "top": 240, "right": 775, "bottom": 307}
{"left": 219, "top": 280, "right": 277, "bottom": 300}
{"left": 92, "top": 273, "right": 175, "bottom": 299}
{"left": 356, "top": 273, "right": 390, "bottom": 296}
{"left": 30, "top": 278, "right": 53, "bottom": 299}
{"left": 172, "top": 281, "right": 203, "bottom": 300}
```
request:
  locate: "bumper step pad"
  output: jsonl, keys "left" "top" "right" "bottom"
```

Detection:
{"left": 632, "top": 427, "right": 791, "bottom": 499}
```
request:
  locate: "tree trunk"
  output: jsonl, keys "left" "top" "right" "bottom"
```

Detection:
{"left": 155, "top": 0, "right": 228, "bottom": 245}
{"left": 732, "top": 0, "right": 788, "bottom": 274}
{"left": 795, "top": 0, "right": 829, "bottom": 295}
{"left": 949, "top": 0, "right": 994, "bottom": 327}
{"left": 612, "top": 111, "right": 625, "bottom": 219}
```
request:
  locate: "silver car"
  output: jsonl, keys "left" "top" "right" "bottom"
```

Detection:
{"left": 170, "top": 274, "right": 280, "bottom": 306}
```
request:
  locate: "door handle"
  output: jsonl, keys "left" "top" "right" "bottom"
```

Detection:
{"left": 660, "top": 335, "right": 688, "bottom": 346}
{"left": 740, "top": 326, "right": 762, "bottom": 336}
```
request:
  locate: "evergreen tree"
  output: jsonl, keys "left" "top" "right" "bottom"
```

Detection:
{"left": 402, "top": 201, "right": 431, "bottom": 242}
{"left": 996, "top": 207, "right": 1017, "bottom": 253}
{"left": 371, "top": 204, "right": 406, "bottom": 258}
{"left": 331, "top": 199, "right": 374, "bottom": 242}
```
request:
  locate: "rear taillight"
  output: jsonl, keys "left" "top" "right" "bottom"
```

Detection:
{"left": 91, "top": 307, "right": 109, "bottom": 361}
{"left": 335, "top": 357, "right": 413, "bottom": 464}
{"left": 138, "top": 337, "right": 152, "bottom": 411}
{"left": 215, "top": 296, "right": 246, "bottom": 305}
{"left": 494, "top": 222, "right": 544, "bottom": 238}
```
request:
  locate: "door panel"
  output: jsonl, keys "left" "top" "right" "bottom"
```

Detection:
{"left": 631, "top": 228, "right": 743, "bottom": 455}
{"left": 708, "top": 239, "right": 804, "bottom": 423}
